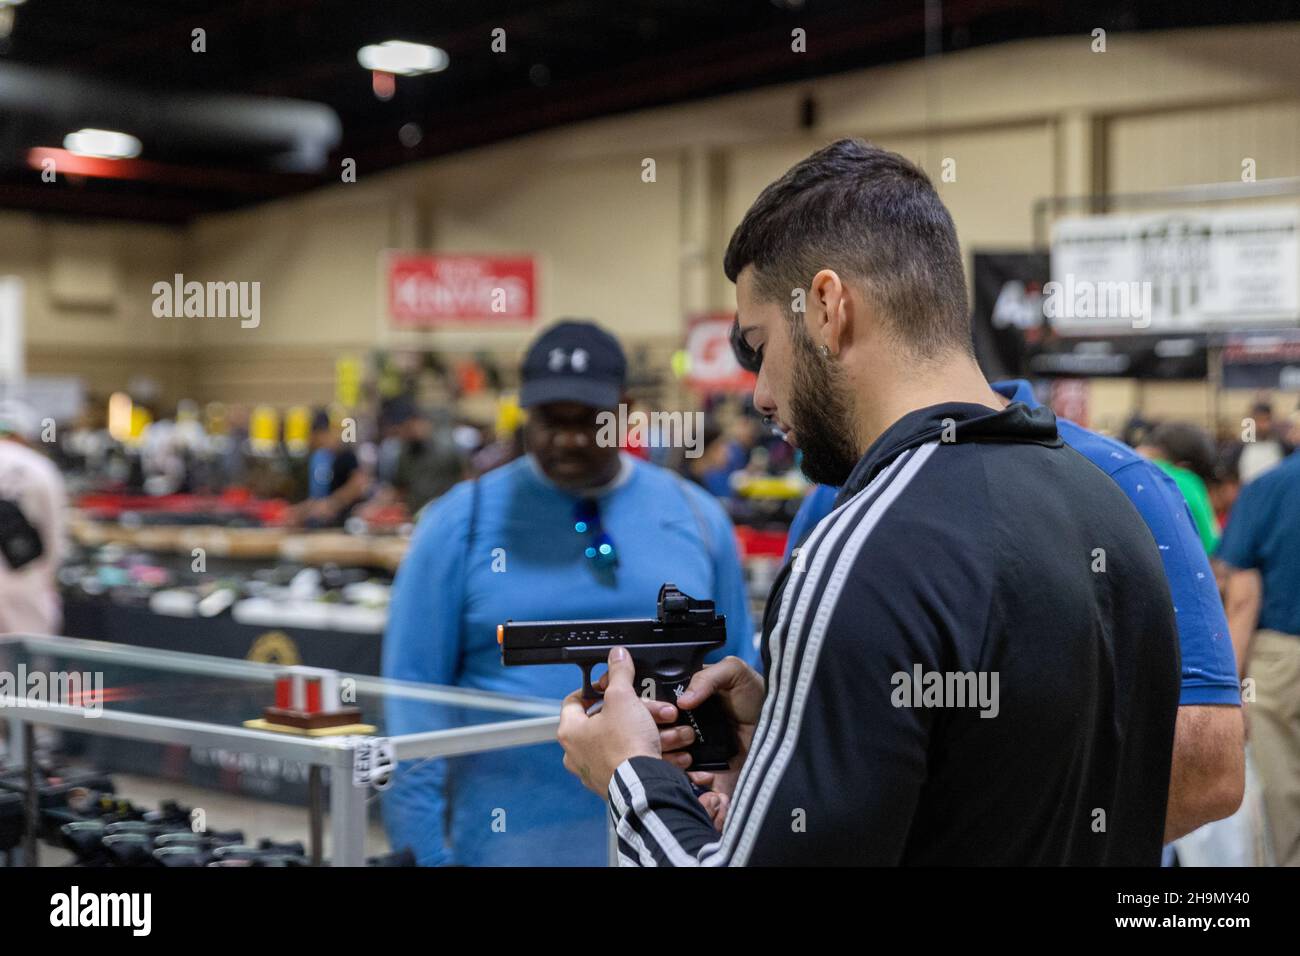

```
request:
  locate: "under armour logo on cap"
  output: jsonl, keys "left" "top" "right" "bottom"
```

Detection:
{"left": 547, "top": 348, "right": 590, "bottom": 373}
{"left": 521, "top": 320, "right": 627, "bottom": 409}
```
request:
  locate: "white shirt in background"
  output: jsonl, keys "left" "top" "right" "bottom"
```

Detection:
{"left": 0, "top": 439, "right": 66, "bottom": 635}
{"left": 1239, "top": 439, "right": 1285, "bottom": 485}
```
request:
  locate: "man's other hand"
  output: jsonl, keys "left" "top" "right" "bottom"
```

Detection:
{"left": 558, "top": 647, "right": 661, "bottom": 796}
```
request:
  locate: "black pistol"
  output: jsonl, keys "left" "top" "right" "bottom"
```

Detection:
{"left": 498, "top": 584, "right": 739, "bottom": 771}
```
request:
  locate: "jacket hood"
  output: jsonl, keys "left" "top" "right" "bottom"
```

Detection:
{"left": 836, "top": 401, "right": 1060, "bottom": 504}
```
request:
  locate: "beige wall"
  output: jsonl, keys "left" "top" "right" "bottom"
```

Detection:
{"left": 0, "top": 212, "right": 192, "bottom": 407}
{"left": 7, "top": 22, "right": 1300, "bottom": 420}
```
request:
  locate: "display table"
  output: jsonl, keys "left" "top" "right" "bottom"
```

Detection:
{"left": 62, "top": 595, "right": 385, "bottom": 675}
{"left": 0, "top": 633, "right": 560, "bottom": 866}
{"left": 69, "top": 514, "right": 411, "bottom": 572}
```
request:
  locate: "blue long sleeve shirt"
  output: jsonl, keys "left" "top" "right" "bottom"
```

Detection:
{"left": 382, "top": 453, "right": 756, "bottom": 866}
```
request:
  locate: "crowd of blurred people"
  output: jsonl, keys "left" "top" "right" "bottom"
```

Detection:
{"left": 3, "top": 328, "right": 1299, "bottom": 866}
{"left": 1123, "top": 398, "right": 1300, "bottom": 867}
{"left": 35, "top": 377, "right": 814, "bottom": 538}
{"left": 1125, "top": 399, "right": 1298, "bottom": 552}
{"left": 47, "top": 395, "right": 490, "bottom": 529}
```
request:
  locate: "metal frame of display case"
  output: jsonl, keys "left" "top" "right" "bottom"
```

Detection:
{"left": 0, "top": 633, "right": 561, "bottom": 867}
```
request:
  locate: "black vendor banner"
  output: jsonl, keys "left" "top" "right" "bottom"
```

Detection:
{"left": 972, "top": 251, "right": 1208, "bottom": 380}
{"left": 1222, "top": 330, "right": 1300, "bottom": 389}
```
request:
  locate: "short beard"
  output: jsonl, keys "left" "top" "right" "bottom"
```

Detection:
{"left": 788, "top": 320, "right": 859, "bottom": 487}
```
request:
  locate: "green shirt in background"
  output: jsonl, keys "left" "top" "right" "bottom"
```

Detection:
{"left": 1153, "top": 459, "right": 1220, "bottom": 554}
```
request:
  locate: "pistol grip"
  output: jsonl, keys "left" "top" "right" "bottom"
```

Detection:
{"left": 654, "top": 676, "right": 737, "bottom": 772}
{"left": 682, "top": 695, "right": 738, "bottom": 772}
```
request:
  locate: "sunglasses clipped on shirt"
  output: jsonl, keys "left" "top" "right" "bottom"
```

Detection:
{"left": 573, "top": 497, "right": 618, "bottom": 568}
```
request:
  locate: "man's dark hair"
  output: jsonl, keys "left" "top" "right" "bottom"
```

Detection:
{"left": 1212, "top": 447, "right": 1240, "bottom": 487}
{"left": 724, "top": 138, "right": 971, "bottom": 358}
{"left": 1149, "top": 421, "right": 1217, "bottom": 483}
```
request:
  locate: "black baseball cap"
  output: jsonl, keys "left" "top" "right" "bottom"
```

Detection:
{"left": 519, "top": 320, "right": 627, "bottom": 409}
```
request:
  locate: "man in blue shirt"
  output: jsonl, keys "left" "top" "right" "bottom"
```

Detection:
{"left": 783, "top": 378, "right": 1244, "bottom": 843}
{"left": 1218, "top": 449, "right": 1300, "bottom": 866}
{"left": 382, "top": 320, "right": 755, "bottom": 865}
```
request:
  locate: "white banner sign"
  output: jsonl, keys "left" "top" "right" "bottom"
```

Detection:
{"left": 1050, "top": 205, "right": 1300, "bottom": 333}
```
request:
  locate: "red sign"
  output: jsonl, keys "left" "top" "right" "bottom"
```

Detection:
{"left": 386, "top": 253, "right": 536, "bottom": 327}
{"left": 685, "top": 312, "right": 756, "bottom": 394}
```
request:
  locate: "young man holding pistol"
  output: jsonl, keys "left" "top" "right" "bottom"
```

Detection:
{"left": 557, "top": 139, "right": 1183, "bottom": 866}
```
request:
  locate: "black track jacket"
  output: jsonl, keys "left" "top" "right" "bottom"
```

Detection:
{"left": 608, "top": 401, "right": 1181, "bottom": 866}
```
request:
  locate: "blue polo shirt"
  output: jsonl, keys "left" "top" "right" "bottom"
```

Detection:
{"left": 1217, "top": 451, "right": 1300, "bottom": 636}
{"left": 785, "top": 380, "right": 1239, "bottom": 707}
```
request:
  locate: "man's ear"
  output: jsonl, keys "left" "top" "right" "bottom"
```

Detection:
{"left": 809, "top": 269, "right": 848, "bottom": 355}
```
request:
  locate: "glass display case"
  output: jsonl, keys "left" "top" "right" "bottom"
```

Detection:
{"left": 0, "top": 632, "right": 561, "bottom": 866}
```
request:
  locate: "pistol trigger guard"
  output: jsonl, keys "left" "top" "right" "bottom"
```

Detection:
{"left": 581, "top": 663, "right": 604, "bottom": 702}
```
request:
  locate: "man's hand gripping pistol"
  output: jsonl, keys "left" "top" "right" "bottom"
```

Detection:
{"left": 498, "top": 583, "right": 739, "bottom": 770}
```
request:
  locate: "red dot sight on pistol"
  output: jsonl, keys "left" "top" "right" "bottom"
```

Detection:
{"left": 498, "top": 583, "right": 739, "bottom": 771}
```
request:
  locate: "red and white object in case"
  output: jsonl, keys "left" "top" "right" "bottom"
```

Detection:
{"left": 273, "top": 666, "right": 341, "bottom": 715}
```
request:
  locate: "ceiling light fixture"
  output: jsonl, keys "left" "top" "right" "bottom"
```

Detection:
{"left": 357, "top": 40, "right": 448, "bottom": 77}
{"left": 63, "top": 128, "right": 142, "bottom": 160}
